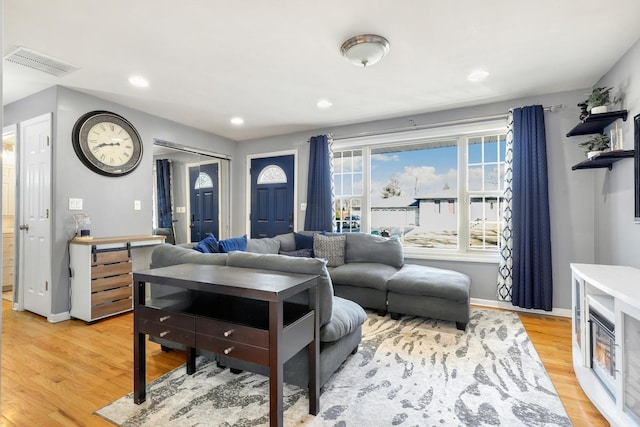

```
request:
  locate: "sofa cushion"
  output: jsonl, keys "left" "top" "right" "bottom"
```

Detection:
{"left": 151, "top": 244, "right": 228, "bottom": 268}
{"left": 329, "top": 262, "right": 398, "bottom": 291}
{"left": 386, "top": 264, "right": 470, "bottom": 303}
{"left": 344, "top": 233, "right": 404, "bottom": 268}
{"left": 320, "top": 296, "right": 367, "bottom": 343}
{"left": 279, "top": 248, "right": 313, "bottom": 258}
{"left": 193, "top": 234, "right": 219, "bottom": 253}
{"left": 246, "top": 237, "right": 280, "bottom": 254}
{"left": 225, "top": 251, "right": 333, "bottom": 327}
{"left": 313, "top": 233, "right": 346, "bottom": 267}
{"left": 218, "top": 235, "right": 247, "bottom": 253}
{"left": 274, "top": 232, "right": 296, "bottom": 252}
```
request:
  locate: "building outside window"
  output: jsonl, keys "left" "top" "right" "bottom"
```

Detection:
{"left": 331, "top": 120, "right": 507, "bottom": 258}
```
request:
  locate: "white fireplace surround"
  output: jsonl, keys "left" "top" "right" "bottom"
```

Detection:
{"left": 571, "top": 263, "right": 640, "bottom": 427}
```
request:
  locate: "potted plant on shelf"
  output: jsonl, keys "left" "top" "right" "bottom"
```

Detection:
{"left": 585, "top": 87, "right": 618, "bottom": 114}
{"left": 579, "top": 134, "right": 610, "bottom": 158}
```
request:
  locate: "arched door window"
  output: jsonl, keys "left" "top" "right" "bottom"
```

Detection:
{"left": 257, "top": 165, "right": 287, "bottom": 184}
{"left": 194, "top": 172, "right": 214, "bottom": 189}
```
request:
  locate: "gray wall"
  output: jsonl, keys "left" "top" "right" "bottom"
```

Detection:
{"left": 5, "top": 86, "right": 236, "bottom": 316}
{"left": 592, "top": 38, "right": 640, "bottom": 267}
{"left": 234, "top": 89, "right": 595, "bottom": 311}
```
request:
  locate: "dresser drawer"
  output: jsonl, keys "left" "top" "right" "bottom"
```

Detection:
{"left": 195, "top": 334, "right": 269, "bottom": 366}
{"left": 195, "top": 316, "right": 269, "bottom": 349}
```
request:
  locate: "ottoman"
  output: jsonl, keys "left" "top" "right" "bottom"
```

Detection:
{"left": 386, "top": 264, "right": 471, "bottom": 330}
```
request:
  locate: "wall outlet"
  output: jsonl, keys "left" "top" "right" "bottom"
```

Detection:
{"left": 69, "top": 198, "right": 83, "bottom": 210}
{"left": 134, "top": 200, "right": 141, "bottom": 211}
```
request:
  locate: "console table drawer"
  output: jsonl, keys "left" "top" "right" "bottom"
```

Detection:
{"left": 138, "top": 306, "right": 194, "bottom": 329}
{"left": 195, "top": 334, "right": 269, "bottom": 366}
{"left": 141, "top": 320, "right": 195, "bottom": 347}
{"left": 196, "top": 317, "right": 269, "bottom": 349}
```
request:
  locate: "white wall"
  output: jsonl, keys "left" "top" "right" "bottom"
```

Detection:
{"left": 4, "top": 86, "right": 236, "bottom": 316}
{"left": 592, "top": 38, "right": 640, "bottom": 267}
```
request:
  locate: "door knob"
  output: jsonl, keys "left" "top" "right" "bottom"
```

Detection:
{"left": 19, "top": 224, "right": 29, "bottom": 231}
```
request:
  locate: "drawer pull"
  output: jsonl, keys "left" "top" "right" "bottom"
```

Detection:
{"left": 223, "top": 329, "right": 234, "bottom": 337}
{"left": 223, "top": 346, "right": 234, "bottom": 355}
{"left": 159, "top": 331, "right": 170, "bottom": 338}
{"left": 159, "top": 315, "right": 171, "bottom": 322}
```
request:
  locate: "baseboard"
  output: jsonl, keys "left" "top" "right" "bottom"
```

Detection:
{"left": 471, "top": 297, "right": 572, "bottom": 318}
{"left": 48, "top": 311, "right": 71, "bottom": 323}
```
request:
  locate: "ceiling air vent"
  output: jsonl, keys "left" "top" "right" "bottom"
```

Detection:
{"left": 3, "top": 47, "right": 79, "bottom": 77}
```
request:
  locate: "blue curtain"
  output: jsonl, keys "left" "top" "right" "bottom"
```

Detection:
{"left": 305, "top": 135, "right": 334, "bottom": 231}
{"left": 511, "top": 105, "right": 553, "bottom": 310}
{"left": 156, "top": 159, "right": 173, "bottom": 228}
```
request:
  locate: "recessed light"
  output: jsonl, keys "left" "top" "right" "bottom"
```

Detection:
{"left": 230, "top": 117, "right": 244, "bottom": 125}
{"left": 317, "top": 99, "right": 333, "bottom": 109}
{"left": 128, "top": 75, "right": 149, "bottom": 88}
{"left": 467, "top": 69, "right": 489, "bottom": 82}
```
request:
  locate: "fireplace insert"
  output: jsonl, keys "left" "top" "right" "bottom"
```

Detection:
{"left": 590, "top": 308, "right": 616, "bottom": 398}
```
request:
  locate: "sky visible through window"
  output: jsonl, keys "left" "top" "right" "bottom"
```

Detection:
{"left": 371, "top": 143, "right": 457, "bottom": 204}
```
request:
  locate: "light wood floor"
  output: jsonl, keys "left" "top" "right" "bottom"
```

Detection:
{"left": 1, "top": 301, "right": 608, "bottom": 426}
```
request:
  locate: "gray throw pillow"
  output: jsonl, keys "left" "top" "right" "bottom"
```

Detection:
{"left": 313, "top": 233, "right": 346, "bottom": 267}
{"left": 246, "top": 237, "right": 281, "bottom": 254}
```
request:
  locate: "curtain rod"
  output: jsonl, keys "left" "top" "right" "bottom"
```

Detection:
{"left": 330, "top": 104, "right": 564, "bottom": 141}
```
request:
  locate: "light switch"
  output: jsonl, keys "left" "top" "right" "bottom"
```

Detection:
{"left": 134, "top": 200, "right": 141, "bottom": 211}
{"left": 301, "top": 203, "right": 307, "bottom": 211}
{"left": 69, "top": 198, "right": 83, "bottom": 210}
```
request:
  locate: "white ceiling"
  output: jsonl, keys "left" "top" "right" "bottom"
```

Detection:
{"left": 4, "top": 0, "right": 640, "bottom": 141}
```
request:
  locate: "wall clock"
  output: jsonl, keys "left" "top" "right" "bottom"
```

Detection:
{"left": 72, "top": 110, "right": 143, "bottom": 176}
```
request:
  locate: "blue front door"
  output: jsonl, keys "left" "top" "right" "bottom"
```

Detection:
{"left": 189, "top": 162, "right": 219, "bottom": 242}
{"left": 251, "top": 155, "right": 294, "bottom": 238}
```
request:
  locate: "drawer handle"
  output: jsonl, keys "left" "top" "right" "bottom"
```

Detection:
{"left": 223, "top": 329, "right": 234, "bottom": 337}
{"left": 224, "top": 346, "right": 234, "bottom": 355}
{"left": 159, "top": 315, "right": 171, "bottom": 322}
{"left": 159, "top": 331, "right": 170, "bottom": 338}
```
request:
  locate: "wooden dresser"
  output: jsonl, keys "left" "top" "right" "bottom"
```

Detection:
{"left": 69, "top": 235, "right": 165, "bottom": 322}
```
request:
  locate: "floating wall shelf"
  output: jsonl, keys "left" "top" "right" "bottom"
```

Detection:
{"left": 566, "top": 110, "right": 628, "bottom": 137}
{"left": 571, "top": 149, "right": 634, "bottom": 170}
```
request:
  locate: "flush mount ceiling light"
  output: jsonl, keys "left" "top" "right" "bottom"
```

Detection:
{"left": 129, "top": 75, "right": 149, "bottom": 88}
{"left": 340, "top": 34, "right": 390, "bottom": 67}
{"left": 230, "top": 117, "right": 244, "bottom": 125}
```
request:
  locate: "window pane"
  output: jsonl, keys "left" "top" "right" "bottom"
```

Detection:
{"left": 371, "top": 140, "right": 458, "bottom": 248}
{"left": 484, "top": 138, "right": 498, "bottom": 163}
{"left": 468, "top": 140, "right": 482, "bottom": 164}
{"left": 499, "top": 135, "right": 506, "bottom": 161}
{"left": 334, "top": 175, "right": 343, "bottom": 196}
{"left": 468, "top": 165, "right": 483, "bottom": 191}
{"left": 469, "top": 196, "right": 503, "bottom": 250}
{"left": 353, "top": 173, "right": 363, "bottom": 195}
{"left": 352, "top": 150, "right": 363, "bottom": 172}
{"left": 484, "top": 164, "right": 499, "bottom": 191}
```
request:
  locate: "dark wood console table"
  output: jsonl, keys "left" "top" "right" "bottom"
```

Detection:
{"left": 133, "top": 263, "right": 320, "bottom": 427}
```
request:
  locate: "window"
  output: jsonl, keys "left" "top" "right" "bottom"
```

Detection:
{"left": 257, "top": 165, "right": 287, "bottom": 184}
{"left": 468, "top": 134, "right": 507, "bottom": 250}
{"left": 194, "top": 172, "right": 214, "bottom": 189}
{"left": 332, "top": 120, "right": 507, "bottom": 258}
{"left": 333, "top": 150, "right": 362, "bottom": 232}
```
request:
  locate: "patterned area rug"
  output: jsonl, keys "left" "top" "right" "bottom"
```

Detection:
{"left": 96, "top": 309, "right": 571, "bottom": 426}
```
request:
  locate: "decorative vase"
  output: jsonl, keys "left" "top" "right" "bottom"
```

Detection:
{"left": 587, "top": 150, "right": 603, "bottom": 159}
{"left": 591, "top": 105, "right": 608, "bottom": 114}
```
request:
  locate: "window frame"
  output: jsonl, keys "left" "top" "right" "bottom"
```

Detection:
{"left": 333, "top": 120, "right": 507, "bottom": 262}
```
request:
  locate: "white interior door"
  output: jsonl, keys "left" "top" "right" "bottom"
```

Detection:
{"left": 19, "top": 113, "right": 52, "bottom": 318}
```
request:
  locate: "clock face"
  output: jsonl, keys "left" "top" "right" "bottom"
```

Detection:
{"left": 72, "top": 111, "right": 143, "bottom": 176}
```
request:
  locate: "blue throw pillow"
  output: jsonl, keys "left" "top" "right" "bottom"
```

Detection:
{"left": 193, "top": 234, "right": 219, "bottom": 253}
{"left": 218, "top": 235, "right": 248, "bottom": 253}
{"left": 294, "top": 232, "right": 314, "bottom": 250}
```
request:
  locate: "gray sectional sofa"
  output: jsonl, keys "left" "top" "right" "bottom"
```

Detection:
{"left": 148, "top": 231, "right": 471, "bottom": 388}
